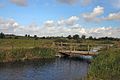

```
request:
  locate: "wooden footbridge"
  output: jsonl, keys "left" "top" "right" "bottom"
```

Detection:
{"left": 59, "top": 50, "right": 97, "bottom": 57}
{"left": 52, "top": 42, "right": 112, "bottom": 57}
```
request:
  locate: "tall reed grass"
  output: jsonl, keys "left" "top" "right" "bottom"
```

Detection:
{"left": 87, "top": 48, "right": 120, "bottom": 80}
{"left": 0, "top": 47, "right": 56, "bottom": 63}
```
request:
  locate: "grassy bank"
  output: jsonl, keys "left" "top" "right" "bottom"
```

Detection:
{"left": 87, "top": 48, "right": 120, "bottom": 80}
{"left": 0, "top": 47, "right": 56, "bottom": 63}
{"left": 0, "top": 39, "right": 53, "bottom": 50}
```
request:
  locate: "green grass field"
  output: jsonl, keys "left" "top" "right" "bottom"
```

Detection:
{"left": 0, "top": 39, "right": 54, "bottom": 50}
{"left": 0, "top": 38, "right": 117, "bottom": 53}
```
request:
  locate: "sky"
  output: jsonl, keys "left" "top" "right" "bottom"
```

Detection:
{"left": 0, "top": 0, "right": 120, "bottom": 38}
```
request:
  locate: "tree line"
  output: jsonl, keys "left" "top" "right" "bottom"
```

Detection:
{"left": 0, "top": 32, "right": 119, "bottom": 41}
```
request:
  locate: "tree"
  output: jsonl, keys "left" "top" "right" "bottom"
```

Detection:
{"left": 25, "top": 34, "right": 27, "bottom": 37}
{"left": 34, "top": 35, "right": 37, "bottom": 38}
{"left": 93, "top": 37, "right": 97, "bottom": 40}
{"left": 0, "top": 32, "right": 5, "bottom": 39}
{"left": 88, "top": 36, "right": 93, "bottom": 40}
{"left": 67, "top": 35, "right": 72, "bottom": 39}
{"left": 73, "top": 34, "right": 79, "bottom": 40}
{"left": 34, "top": 35, "right": 38, "bottom": 40}
{"left": 81, "top": 35, "right": 86, "bottom": 39}
{"left": 41, "top": 36, "right": 45, "bottom": 39}
{"left": 28, "top": 35, "right": 30, "bottom": 37}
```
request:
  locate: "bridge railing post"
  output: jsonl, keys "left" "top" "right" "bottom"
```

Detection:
{"left": 69, "top": 43, "right": 72, "bottom": 52}
{"left": 60, "top": 42, "right": 63, "bottom": 51}
{"left": 88, "top": 44, "right": 90, "bottom": 54}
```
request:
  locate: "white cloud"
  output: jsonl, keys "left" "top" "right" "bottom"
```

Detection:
{"left": 0, "top": 18, "right": 20, "bottom": 34}
{"left": 88, "top": 27, "right": 120, "bottom": 38}
{"left": 71, "top": 24, "right": 87, "bottom": 34}
{"left": 103, "top": 12, "right": 120, "bottom": 21}
{"left": 58, "top": 16, "right": 79, "bottom": 26}
{"left": 44, "top": 20, "right": 55, "bottom": 27}
{"left": 0, "top": 17, "right": 120, "bottom": 38}
{"left": 66, "top": 16, "right": 79, "bottom": 25}
{"left": 10, "top": 0, "right": 27, "bottom": 6}
{"left": 83, "top": 6, "right": 104, "bottom": 21}
{"left": 83, "top": 6, "right": 120, "bottom": 22}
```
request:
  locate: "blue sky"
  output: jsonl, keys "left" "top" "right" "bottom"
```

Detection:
{"left": 0, "top": 0, "right": 120, "bottom": 37}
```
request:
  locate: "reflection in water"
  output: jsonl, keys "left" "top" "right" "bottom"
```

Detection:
{"left": 0, "top": 58, "right": 89, "bottom": 80}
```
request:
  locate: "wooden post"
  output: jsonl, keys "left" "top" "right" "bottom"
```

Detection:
{"left": 90, "top": 44, "right": 93, "bottom": 53}
{"left": 52, "top": 42, "right": 55, "bottom": 48}
{"left": 11, "top": 39, "right": 14, "bottom": 50}
{"left": 73, "top": 46, "right": 75, "bottom": 51}
{"left": 61, "top": 42, "right": 63, "bottom": 51}
{"left": 70, "top": 43, "right": 72, "bottom": 52}
{"left": 60, "top": 42, "right": 62, "bottom": 46}
{"left": 107, "top": 44, "right": 110, "bottom": 49}
{"left": 88, "top": 44, "right": 89, "bottom": 54}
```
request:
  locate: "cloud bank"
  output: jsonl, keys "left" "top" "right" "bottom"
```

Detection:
{"left": 0, "top": 16, "right": 120, "bottom": 38}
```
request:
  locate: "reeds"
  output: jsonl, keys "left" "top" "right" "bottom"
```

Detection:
{"left": 87, "top": 48, "right": 120, "bottom": 80}
{"left": 0, "top": 47, "right": 56, "bottom": 63}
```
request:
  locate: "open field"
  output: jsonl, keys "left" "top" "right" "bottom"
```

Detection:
{"left": 0, "top": 38, "right": 117, "bottom": 50}
{"left": 0, "top": 39, "right": 54, "bottom": 50}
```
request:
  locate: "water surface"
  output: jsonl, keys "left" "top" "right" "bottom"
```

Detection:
{"left": 0, "top": 58, "right": 89, "bottom": 80}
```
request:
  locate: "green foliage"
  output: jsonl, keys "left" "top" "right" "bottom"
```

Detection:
{"left": 25, "top": 34, "right": 28, "bottom": 37}
{"left": 73, "top": 34, "right": 79, "bottom": 40}
{"left": 0, "top": 51, "right": 6, "bottom": 62}
{"left": 32, "top": 47, "right": 56, "bottom": 58}
{"left": 14, "top": 36, "right": 19, "bottom": 39}
{"left": 0, "top": 47, "right": 56, "bottom": 63}
{"left": 67, "top": 35, "right": 72, "bottom": 39}
{"left": 34, "top": 35, "right": 38, "bottom": 40}
{"left": 0, "top": 39, "right": 53, "bottom": 49}
{"left": 54, "top": 38, "right": 69, "bottom": 43}
{"left": 87, "top": 48, "right": 120, "bottom": 80}
{"left": 81, "top": 35, "right": 86, "bottom": 39}
{"left": 88, "top": 36, "right": 93, "bottom": 40}
{"left": 0, "top": 32, "right": 5, "bottom": 39}
{"left": 101, "top": 40, "right": 114, "bottom": 44}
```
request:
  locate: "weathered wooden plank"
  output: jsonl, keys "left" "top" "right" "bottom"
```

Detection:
{"left": 59, "top": 50, "right": 97, "bottom": 56}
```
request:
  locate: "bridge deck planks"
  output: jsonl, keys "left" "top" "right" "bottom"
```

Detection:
{"left": 59, "top": 50, "right": 97, "bottom": 56}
